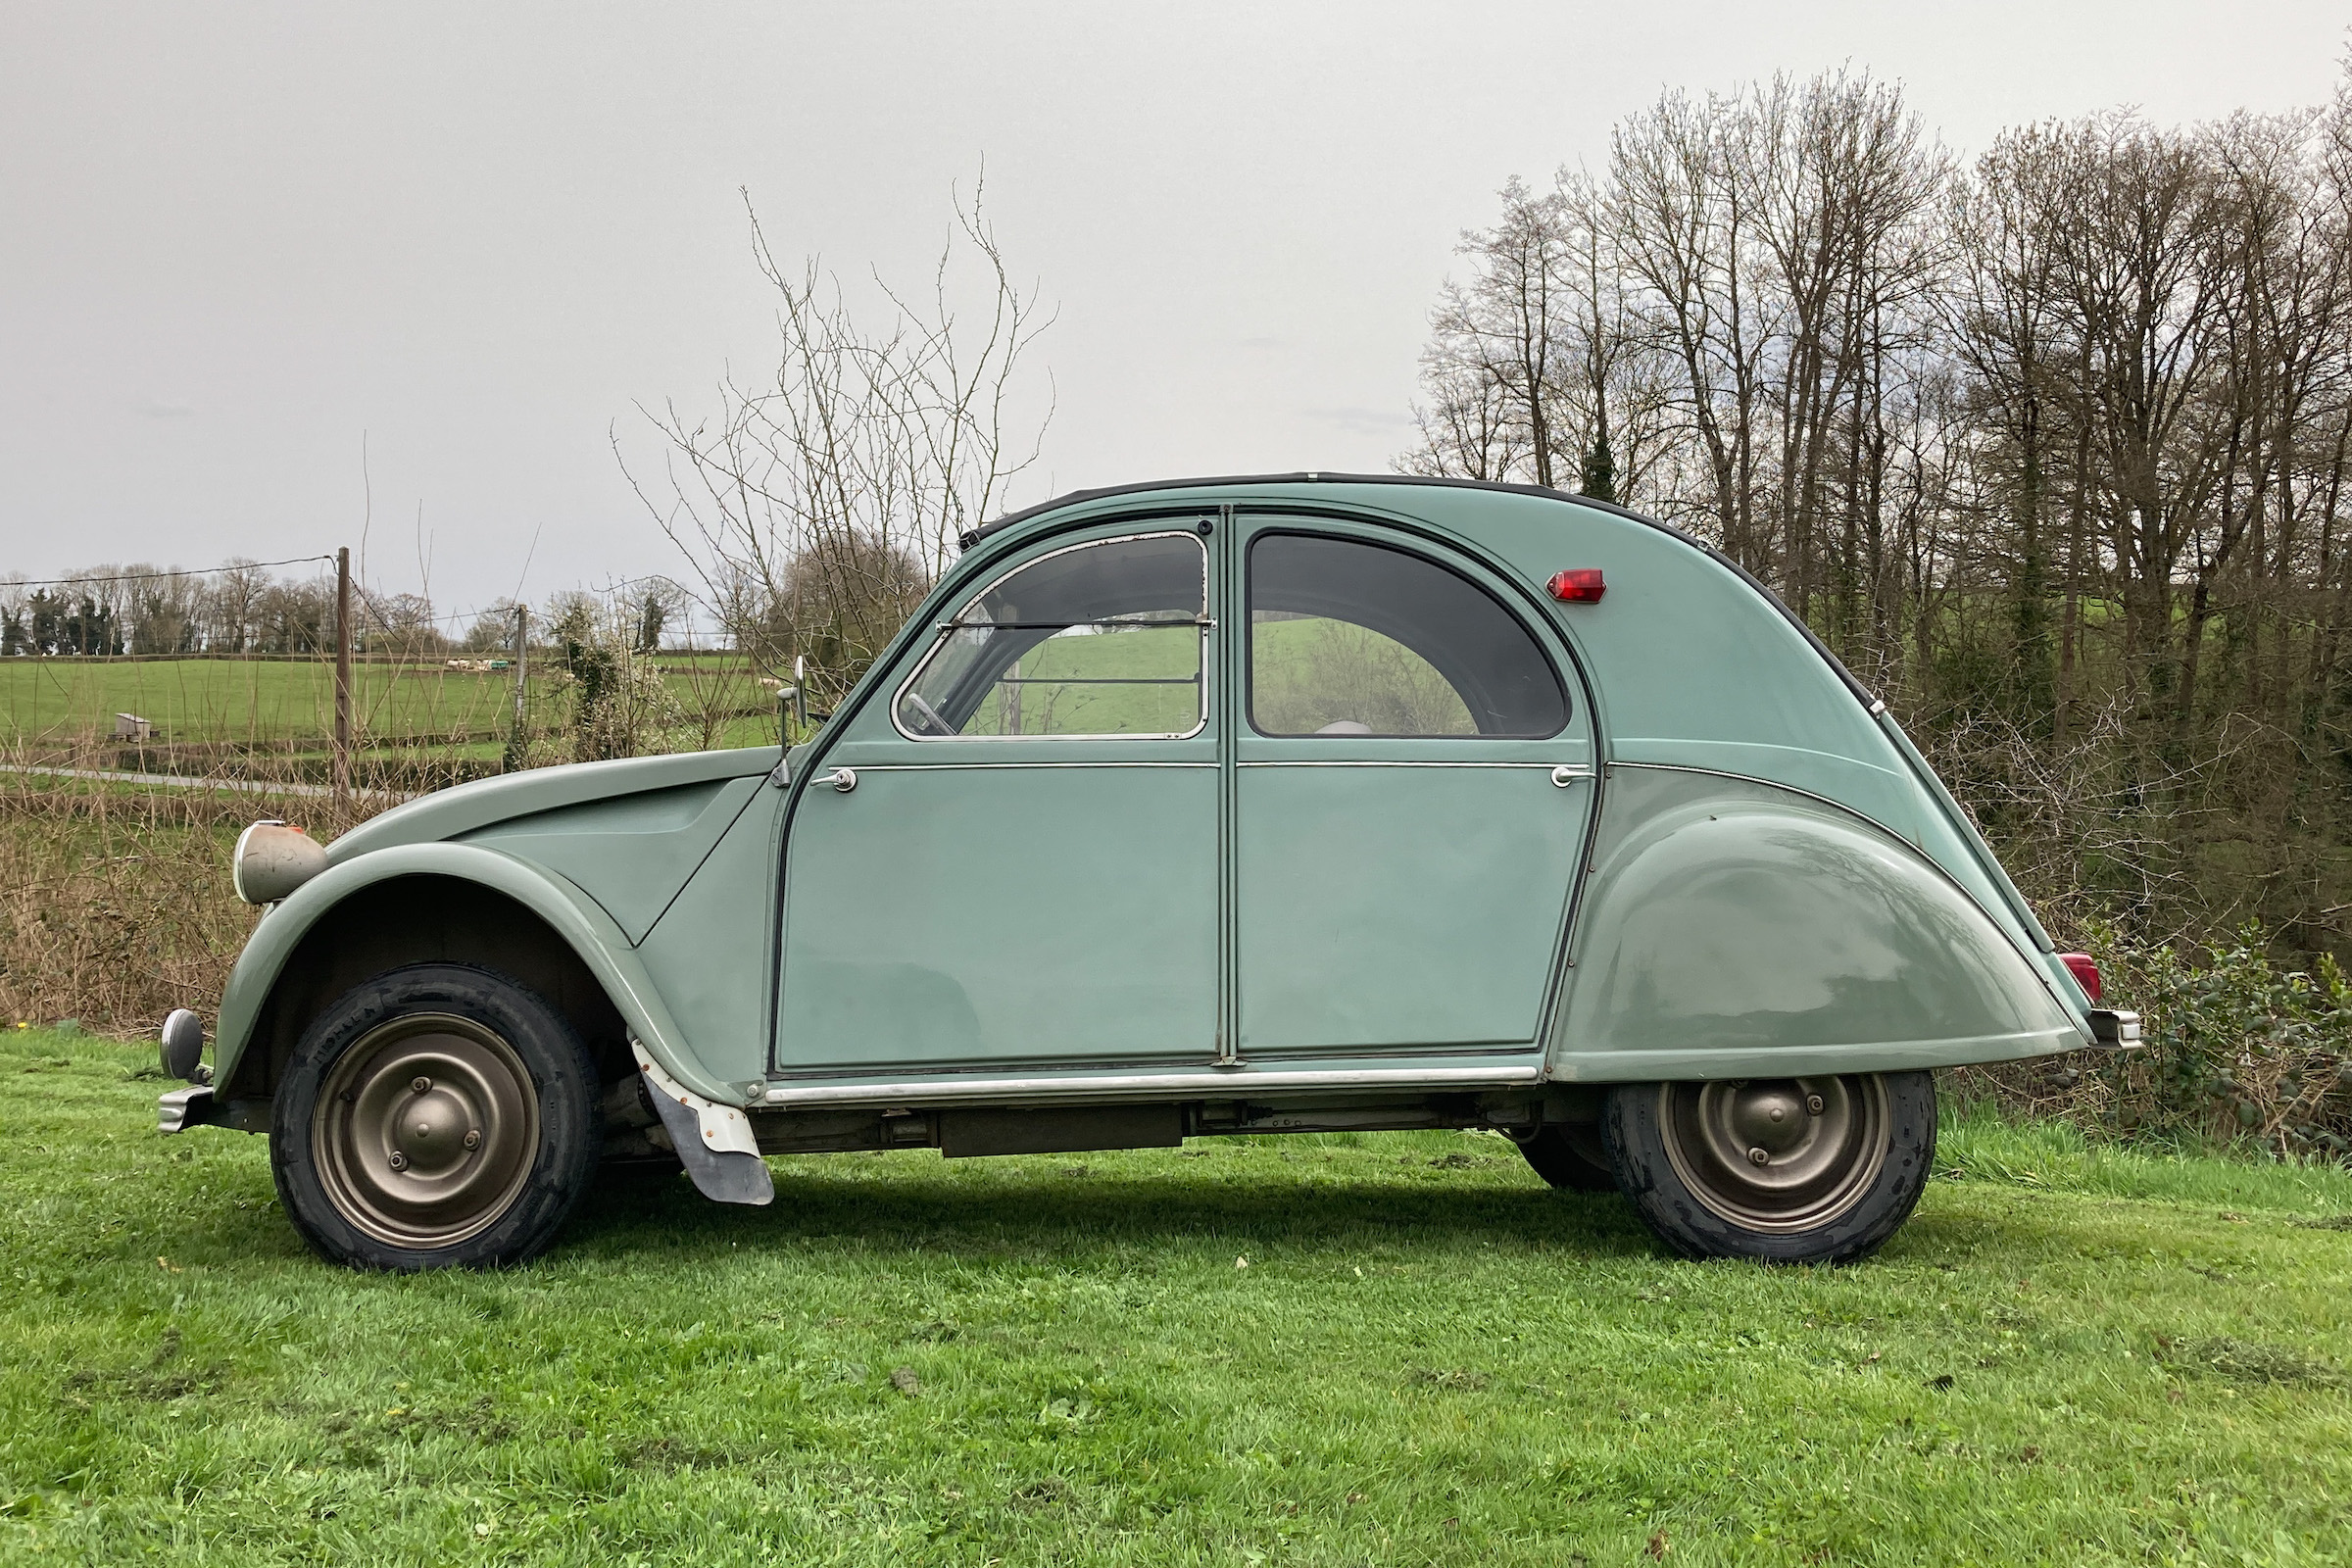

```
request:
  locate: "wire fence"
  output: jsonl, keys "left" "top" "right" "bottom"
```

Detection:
{"left": 1, "top": 550, "right": 786, "bottom": 802}
{"left": 0, "top": 549, "right": 798, "bottom": 1027}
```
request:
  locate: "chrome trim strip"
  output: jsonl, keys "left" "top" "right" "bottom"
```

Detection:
{"left": 760, "top": 1064, "right": 1543, "bottom": 1109}
{"left": 891, "top": 528, "right": 1211, "bottom": 744}
{"left": 839, "top": 761, "right": 1217, "bottom": 772}
{"left": 1237, "top": 760, "right": 1592, "bottom": 772}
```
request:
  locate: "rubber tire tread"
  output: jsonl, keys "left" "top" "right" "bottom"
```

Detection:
{"left": 270, "top": 963, "right": 601, "bottom": 1271}
{"left": 1518, "top": 1124, "right": 1618, "bottom": 1192}
{"left": 1599, "top": 1071, "right": 1936, "bottom": 1265}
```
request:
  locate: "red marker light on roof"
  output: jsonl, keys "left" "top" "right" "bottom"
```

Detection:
{"left": 2057, "top": 953, "right": 2102, "bottom": 1004}
{"left": 1547, "top": 568, "right": 1606, "bottom": 604}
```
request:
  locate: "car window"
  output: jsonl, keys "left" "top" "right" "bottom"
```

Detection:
{"left": 896, "top": 531, "right": 1207, "bottom": 738}
{"left": 1249, "top": 532, "right": 1568, "bottom": 738}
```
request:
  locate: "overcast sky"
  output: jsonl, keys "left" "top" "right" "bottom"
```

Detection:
{"left": 3, "top": 1, "right": 2346, "bottom": 619}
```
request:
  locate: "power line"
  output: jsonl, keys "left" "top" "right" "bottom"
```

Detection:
{"left": 4, "top": 555, "right": 338, "bottom": 591}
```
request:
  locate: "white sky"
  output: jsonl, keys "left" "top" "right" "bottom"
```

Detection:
{"left": 3, "top": 1, "right": 2346, "bottom": 619}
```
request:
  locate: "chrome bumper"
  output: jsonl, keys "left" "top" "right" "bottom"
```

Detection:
{"left": 2087, "top": 1009, "right": 2142, "bottom": 1048}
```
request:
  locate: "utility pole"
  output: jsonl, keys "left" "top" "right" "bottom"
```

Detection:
{"left": 333, "top": 546, "right": 352, "bottom": 808}
{"left": 504, "top": 604, "right": 528, "bottom": 772}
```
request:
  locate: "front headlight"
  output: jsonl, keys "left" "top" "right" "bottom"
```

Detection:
{"left": 232, "top": 820, "right": 327, "bottom": 905}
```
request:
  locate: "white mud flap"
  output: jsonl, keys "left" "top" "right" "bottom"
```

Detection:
{"left": 632, "top": 1041, "right": 773, "bottom": 1206}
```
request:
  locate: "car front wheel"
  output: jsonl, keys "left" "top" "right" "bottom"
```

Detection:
{"left": 270, "top": 963, "right": 600, "bottom": 1270}
{"left": 1600, "top": 1071, "right": 1935, "bottom": 1264}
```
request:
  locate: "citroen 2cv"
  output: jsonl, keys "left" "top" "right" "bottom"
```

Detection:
{"left": 157, "top": 474, "right": 2137, "bottom": 1270}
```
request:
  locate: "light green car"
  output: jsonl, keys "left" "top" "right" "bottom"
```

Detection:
{"left": 157, "top": 475, "right": 2136, "bottom": 1269}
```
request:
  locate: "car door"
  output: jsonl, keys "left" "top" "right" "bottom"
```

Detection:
{"left": 1227, "top": 516, "right": 1594, "bottom": 1060}
{"left": 775, "top": 523, "right": 1221, "bottom": 1074}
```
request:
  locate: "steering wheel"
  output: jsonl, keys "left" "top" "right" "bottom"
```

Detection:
{"left": 901, "top": 692, "right": 956, "bottom": 737}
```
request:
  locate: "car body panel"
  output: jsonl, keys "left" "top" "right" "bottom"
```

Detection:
{"left": 459, "top": 774, "right": 764, "bottom": 943}
{"left": 1224, "top": 510, "right": 1598, "bottom": 1059}
{"left": 778, "top": 759, "right": 1221, "bottom": 1071}
{"left": 328, "top": 747, "right": 781, "bottom": 863}
{"left": 1549, "top": 765, "right": 2082, "bottom": 1079}
{"left": 1235, "top": 760, "right": 1589, "bottom": 1055}
{"left": 634, "top": 782, "right": 786, "bottom": 1088}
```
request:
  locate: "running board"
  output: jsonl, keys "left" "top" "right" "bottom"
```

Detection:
{"left": 756, "top": 1064, "right": 1544, "bottom": 1113}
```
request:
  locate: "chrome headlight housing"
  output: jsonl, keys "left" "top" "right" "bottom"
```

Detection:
{"left": 232, "top": 819, "right": 327, "bottom": 905}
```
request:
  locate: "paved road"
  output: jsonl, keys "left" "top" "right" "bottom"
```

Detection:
{"left": 0, "top": 763, "right": 404, "bottom": 803}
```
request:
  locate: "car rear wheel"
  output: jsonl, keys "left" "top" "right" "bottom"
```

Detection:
{"left": 1516, "top": 1122, "right": 1617, "bottom": 1192}
{"left": 270, "top": 963, "right": 600, "bottom": 1270}
{"left": 1600, "top": 1071, "right": 1935, "bottom": 1264}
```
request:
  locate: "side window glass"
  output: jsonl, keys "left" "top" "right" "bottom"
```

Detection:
{"left": 897, "top": 532, "right": 1206, "bottom": 738}
{"left": 1249, "top": 533, "right": 1568, "bottom": 738}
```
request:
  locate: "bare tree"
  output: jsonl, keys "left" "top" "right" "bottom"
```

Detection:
{"left": 1402, "top": 61, "right": 2352, "bottom": 963}
{"left": 624, "top": 179, "right": 1053, "bottom": 707}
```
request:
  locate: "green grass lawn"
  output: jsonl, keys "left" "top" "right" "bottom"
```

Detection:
{"left": 0, "top": 657, "right": 772, "bottom": 751}
{"left": 4, "top": 1026, "right": 2350, "bottom": 1566}
{"left": 0, "top": 658, "right": 519, "bottom": 746}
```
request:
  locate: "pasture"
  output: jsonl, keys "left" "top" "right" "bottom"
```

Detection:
{"left": 4, "top": 1025, "right": 2348, "bottom": 1566}
{"left": 0, "top": 653, "right": 778, "bottom": 774}
{"left": 0, "top": 656, "right": 517, "bottom": 747}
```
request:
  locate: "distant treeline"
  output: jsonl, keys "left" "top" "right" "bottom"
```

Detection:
{"left": 1408, "top": 66, "right": 2352, "bottom": 960}
{"left": 0, "top": 563, "right": 691, "bottom": 661}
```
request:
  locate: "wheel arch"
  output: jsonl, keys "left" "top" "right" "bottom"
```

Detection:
{"left": 212, "top": 842, "right": 739, "bottom": 1108}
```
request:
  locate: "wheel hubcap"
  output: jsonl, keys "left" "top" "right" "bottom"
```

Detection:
{"left": 313, "top": 1013, "right": 538, "bottom": 1250}
{"left": 1657, "top": 1075, "right": 1888, "bottom": 1234}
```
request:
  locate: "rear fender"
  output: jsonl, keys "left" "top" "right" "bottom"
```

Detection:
{"left": 1547, "top": 767, "right": 2088, "bottom": 1081}
{"left": 212, "top": 842, "right": 740, "bottom": 1105}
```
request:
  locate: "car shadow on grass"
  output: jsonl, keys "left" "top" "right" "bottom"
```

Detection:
{"left": 564, "top": 1158, "right": 1662, "bottom": 1264}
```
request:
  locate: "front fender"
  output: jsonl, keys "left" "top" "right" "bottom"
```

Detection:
{"left": 212, "top": 842, "right": 742, "bottom": 1105}
{"left": 1547, "top": 767, "right": 2088, "bottom": 1081}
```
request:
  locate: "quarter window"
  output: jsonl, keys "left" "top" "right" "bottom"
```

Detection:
{"left": 896, "top": 532, "right": 1207, "bottom": 739}
{"left": 1249, "top": 533, "right": 1568, "bottom": 738}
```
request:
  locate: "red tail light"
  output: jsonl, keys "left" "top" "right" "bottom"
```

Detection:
{"left": 1547, "top": 568, "right": 1606, "bottom": 604}
{"left": 2058, "top": 953, "right": 2101, "bottom": 1004}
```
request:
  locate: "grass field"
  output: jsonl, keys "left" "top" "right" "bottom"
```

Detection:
{"left": 4, "top": 1026, "right": 2350, "bottom": 1565}
{"left": 0, "top": 657, "right": 520, "bottom": 746}
{"left": 0, "top": 656, "right": 777, "bottom": 756}
{"left": 1, "top": 613, "right": 1471, "bottom": 758}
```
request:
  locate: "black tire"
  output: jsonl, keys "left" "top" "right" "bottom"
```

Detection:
{"left": 1599, "top": 1071, "right": 1936, "bottom": 1264}
{"left": 270, "top": 963, "right": 601, "bottom": 1270}
{"left": 1517, "top": 1122, "right": 1618, "bottom": 1192}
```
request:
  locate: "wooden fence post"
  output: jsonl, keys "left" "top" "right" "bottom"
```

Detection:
{"left": 333, "top": 546, "right": 352, "bottom": 808}
{"left": 505, "top": 604, "right": 528, "bottom": 772}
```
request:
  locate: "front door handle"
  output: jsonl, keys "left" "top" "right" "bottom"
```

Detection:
{"left": 820, "top": 766, "right": 858, "bottom": 794}
{"left": 1550, "top": 764, "right": 1593, "bottom": 787}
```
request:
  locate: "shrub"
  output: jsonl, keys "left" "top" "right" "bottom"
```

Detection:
{"left": 524, "top": 601, "right": 688, "bottom": 765}
{"left": 2093, "top": 924, "right": 2352, "bottom": 1161}
{"left": 1958, "top": 922, "right": 2352, "bottom": 1163}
